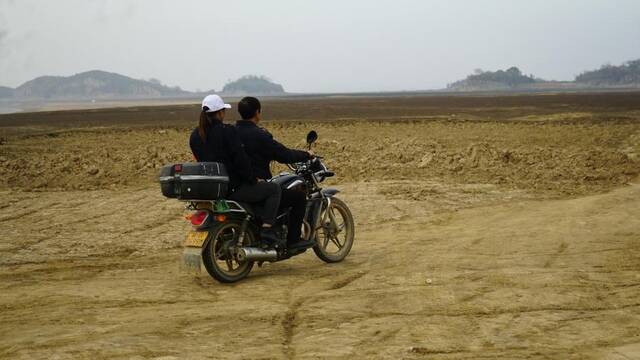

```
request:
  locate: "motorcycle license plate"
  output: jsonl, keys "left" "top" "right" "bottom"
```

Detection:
{"left": 184, "top": 231, "right": 208, "bottom": 247}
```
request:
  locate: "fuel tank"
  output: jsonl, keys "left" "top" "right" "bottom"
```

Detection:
{"left": 269, "top": 173, "right": 306, "bottom": 191}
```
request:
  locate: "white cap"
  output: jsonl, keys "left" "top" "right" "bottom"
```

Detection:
{"left": 202, "top": 94, "right": 231, "bottom": 112}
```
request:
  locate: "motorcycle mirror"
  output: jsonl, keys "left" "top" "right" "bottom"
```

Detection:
{"left": 306, "top": 131, "right": 318, "bottom": 147}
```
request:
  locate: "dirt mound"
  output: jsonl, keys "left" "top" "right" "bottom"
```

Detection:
{"left": 303, "top": 121, "right": 639, "bottom": 196}
{"left": 1, "top": 121, "right": 639, "bottom": 196}
{"left": 0, "top": 128, "right": 192, "bottom": 190}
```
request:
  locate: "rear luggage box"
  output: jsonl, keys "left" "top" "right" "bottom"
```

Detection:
{"left": 159, "top": 163, "right": 181, "bottom": 198}
{"left": 178, "top": 162, "right": 229, "bottom": 200}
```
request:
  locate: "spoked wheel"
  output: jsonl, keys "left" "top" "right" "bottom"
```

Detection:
{"left": 202, "top": 220, "right": 254, "bottom": 283}
{"left": 313, "top": 197, "right": 355, "bottom": 263}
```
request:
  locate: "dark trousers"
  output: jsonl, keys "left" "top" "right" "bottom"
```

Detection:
{"left": 280, "top": 189, "right": 306, "bottom": 244}
{"left": 229, "top": 182, "right": 281, "bottom": 225}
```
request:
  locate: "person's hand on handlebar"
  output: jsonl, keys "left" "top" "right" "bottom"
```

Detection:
{"left": 307, "top": 150, "right": 315, "bottom": 159}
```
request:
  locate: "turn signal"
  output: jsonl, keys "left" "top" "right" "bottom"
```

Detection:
{"left": 215, "top": 214, "right": 227, "bottom": 222}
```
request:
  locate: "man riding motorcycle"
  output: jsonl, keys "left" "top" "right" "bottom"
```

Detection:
{"left": 235, "top": 96, "right": 314, "bottom": 248}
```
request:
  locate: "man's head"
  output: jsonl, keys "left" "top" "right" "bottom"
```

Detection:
{"left": 238, "top": 96, "right": 262, "bottom": 122}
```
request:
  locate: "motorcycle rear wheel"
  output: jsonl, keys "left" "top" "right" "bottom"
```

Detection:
{"left": 313, "top": 197, "right": 355, "bottom": 263}
{"left": 202, "top": 220, "right": 254, "bottom": 283}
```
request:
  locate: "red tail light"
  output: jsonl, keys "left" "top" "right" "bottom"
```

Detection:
{"left": 190, "top": 210, "right": 209, "bottom": 227}
{"left": 175, "top": 164, "right": 182, "bottom": 172}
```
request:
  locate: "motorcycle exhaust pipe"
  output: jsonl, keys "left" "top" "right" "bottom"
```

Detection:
{"left": 236, "top": 247, "right": 278, "bottom": 262}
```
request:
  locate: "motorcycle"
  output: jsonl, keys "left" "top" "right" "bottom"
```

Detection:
{"left": 179, "top": 131, "right": 355, "bottom": 283}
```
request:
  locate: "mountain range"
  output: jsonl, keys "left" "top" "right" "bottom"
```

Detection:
{"left": 2, "top": 59, "right": 638, "bottom": 101}
{"left": 448, "top": 59, "right": 640, "bottom": 91}
{"left": 0, "top": 70, "right": 286, "bottom": 100}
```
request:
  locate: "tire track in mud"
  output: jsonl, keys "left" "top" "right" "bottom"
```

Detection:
{"left": 274, "top": 216, "right": 375, "bottom": 358}
{"left": 7, "top": 210, "right": 125, "bottom": 248}
{"left": 121, "top": 212, "right": 184, "bottom": 235}
{"left": 0, "top": 296, "right": 183, "bottom": 315}
{"left": 544, "top": 241, "right": 569, "bottom": 268}
{"left": 328, "top": 270, "right": 368, "bottom": 290}
{"left": 0, "top": 189, "right": 186, "bottom": 267}
{"left": 409, "top": 347, "right": 470, "bottom": 355}
{"left": 457, "top": 286, "right": 495, "bottom": 303}
{"left": 0, "top": 199, "right": 66, "bottom": 223}
{"left": 272, "top": 224, "right": 379, "bottom": 357}
{"left": 279, "top": 266, "right": 372, "bottom": 358}
{"left": 357, "top": 302, "right": 640, "bottom": 319}
{"left": 0, "top": 251, "right": 175, "bottom": 282}
{"left": 282, "top": 297, "right": 304, "bottom": 359}
{"left": 0, "top": 210, "right": 41, "bottom": 223}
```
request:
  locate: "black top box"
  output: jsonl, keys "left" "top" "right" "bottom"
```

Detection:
{"left": 159, "top": 163, "right": 180, "bottom": 198}
{"left": 159, "top": 162, "right": 230, "bottom": 200}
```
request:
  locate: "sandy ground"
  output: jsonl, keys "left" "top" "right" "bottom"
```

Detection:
{"left": 1, "top": 180, "right": 639, "bottom": 359}
{"left": 1, "top": 94, "right": 640, "bottom": 359}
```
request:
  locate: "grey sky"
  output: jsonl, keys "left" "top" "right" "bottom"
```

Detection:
{"left": 1, "top": 0, "right": 639, "bottom": 93}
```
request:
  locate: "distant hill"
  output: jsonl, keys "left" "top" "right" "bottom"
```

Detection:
{"left": 9, "top": 70, "right": 190, "bottom": 100}
{"left": 448, "top": 59, "right": 640, "bottom": 92}
{"left": 0, "top": 86, "right": 14, "bottom": 99}
{"left": 222, "top": 75, "right": 285, "bottom": 95}
{"left": 575, "top": 59, "right": 640, "bottom": 87}
{"left": 448, "top": 67, "right": 539, "bottom": 91}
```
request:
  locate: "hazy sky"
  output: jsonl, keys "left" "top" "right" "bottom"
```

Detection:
{"left": 1, "top": 0, "right": 639, "bottom": 93}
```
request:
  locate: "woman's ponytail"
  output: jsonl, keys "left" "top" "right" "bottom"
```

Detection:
{"left": 198, "top": 107, "right": 209, "bottom": 142}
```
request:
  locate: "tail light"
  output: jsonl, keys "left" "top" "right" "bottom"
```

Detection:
{"left": 188, "top": 210, "right": 209, "bottom": 228}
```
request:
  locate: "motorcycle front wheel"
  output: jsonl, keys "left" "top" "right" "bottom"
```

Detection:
{"left": 313, "top": 197, "right": 355, "bottom": 263}
{"left": 202, "top": 220, "right": 255, "bottom": 283}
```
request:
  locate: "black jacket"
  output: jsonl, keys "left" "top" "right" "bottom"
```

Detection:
{"left": 189, "top": 119, "right": 256, "bottom": 190}
{"left": 235, "top": 120, "right": 311, "bottom": 180}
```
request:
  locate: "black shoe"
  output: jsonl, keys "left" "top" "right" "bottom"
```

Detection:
{"left": 288, "top": 238, "right": 315, "bottom": 249}
{"left": 260, "top": 227, "right": 284, "bottom": 248}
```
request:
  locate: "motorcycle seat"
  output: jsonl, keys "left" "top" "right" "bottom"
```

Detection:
{"left": 228, "top": 201, "right": 262, "bottom": 221}
{"left": 235, "top": 201, "right": 256, "bottom": 215}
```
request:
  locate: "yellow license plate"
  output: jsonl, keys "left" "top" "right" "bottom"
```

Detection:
{"left": 184, "top": 231, "right": 208, "bottom": 247}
